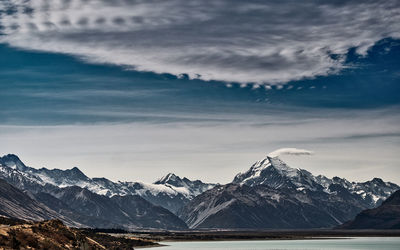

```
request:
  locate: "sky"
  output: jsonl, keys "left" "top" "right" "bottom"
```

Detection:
{"left": 0, "top": 0, "right": 399, "bottom": 184}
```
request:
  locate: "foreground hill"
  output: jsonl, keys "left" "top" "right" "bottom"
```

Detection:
{"left": 0, "top": 218, "right": 157, "bottom": 249}
{"left": 340, "top": 190, "right": 400, "bottom": 229}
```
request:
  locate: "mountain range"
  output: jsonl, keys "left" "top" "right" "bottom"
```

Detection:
{"left": 0, "top": 153, "right": 398, "bottom": 230}
{"left": 180, "top": 155, "right": 399, "bottom": 229}
{"left": 340, "top": 190, "right": 400, "bottom": 229}
{"left": 0, "top": 154, "right": 190, "bottom": 230}
{"left": 0, "top": 154, "right": 215, "bottom": 214}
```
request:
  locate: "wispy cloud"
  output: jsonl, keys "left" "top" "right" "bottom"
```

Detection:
{"left": 268, "top": 148, "right": 314, "bottom": 157}
{"left": 1, "top": 0, "right": 399, "bottom": 84}
{"left": 290, "top": 132, "right": 400, "bottom": 144}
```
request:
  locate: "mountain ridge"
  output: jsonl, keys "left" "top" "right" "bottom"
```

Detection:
{"left": 180, "top": 154, "right": 399, "bottom": 229}
{"left": 1, "top": 153, "right": 398, "bottom": 230}
{"left": 0, "top": 154, "right": 216, "bottom": 213}
{"left": 339, "top": 189, "right": 400, "bottom": 229}
{"left": 0, "top": 154, "right": 189, "bottom": 230}
{"left": 233, "top": 155, "right": 398, "bottom": 207}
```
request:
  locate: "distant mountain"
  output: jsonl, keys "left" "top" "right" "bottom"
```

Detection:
{"left": 0, "top": 155, "right": 59, "bottom": 194}
{"left": 32, "top": 191, "right": 118, "bottom": 229}
{"left": 180, "top": 182, "right": 373, "bottom": 229}
{"left": 150, "top": 173, "right": 216, "bottom": 212}
{"left": 2, "top": 153, "right": 398, "bottom": 230}
{"left": 0, "top": 154, "right": 215, "bottom": 213}
{"left": 155, "top": 173, "right": 215, "bottom": 197}
{"left": 340, "top": 190, "right": 400, "bottom": 229}
{"left": 233, "top": 156, "right": 323, "bottom": 191}
{"left": 0, "top": 155, "right": 188, "bottom": 230}
{"left": 48, "top": 186, "right": 187, "bottom": 230}
{"left": 180, "top": 183, "right": 344, "bottom": 229}
{"left": 233, "top": 156, "right": 398, "bottom": 207}
{"left": 181, "top": 155, "right": 399, "bottom": 229}
{"left": 0, "top": 178, "right": 82, "bottom": 227}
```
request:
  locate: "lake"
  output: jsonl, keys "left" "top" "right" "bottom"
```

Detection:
{"left": 148, "top": 237, "right": 400, "bottom": 250}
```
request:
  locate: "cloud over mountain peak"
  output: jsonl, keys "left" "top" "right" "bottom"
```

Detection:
{"left": 268, "top": 148, "right": 314, "bottom": 158}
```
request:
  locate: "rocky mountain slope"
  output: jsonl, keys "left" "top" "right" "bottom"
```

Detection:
{"left": 0, "top": 155, "right": 188, "bottom": 230}
{"left": 0, "top": 154, "right": 215, "bottom": 213}
{"left": 180, "top": 155, "right": 399, "bottom": 229}
{"left": 180, "top": 184, "right": 338, "bottom": 229}
{"left": 233, "top": 156, "right": 398, "bottom": 207}
{"left": 340, "top": 190, "right": 400, "bottom": 229}
{"left": 180, "top": 183, "right": 370, "bottom": 229}
{"left": 32, "top": 191, "right": 118, "bottom": 229}
{"left": 48, "top": 186, "right": 187, "bottom": 230}
{"left": 0, "top": 176, "right": 187, "bottom": 229}
{"left": 0, "top": 179, "right": 81, "bottom": 227}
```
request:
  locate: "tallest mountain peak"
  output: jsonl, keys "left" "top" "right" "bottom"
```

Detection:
{"left": 250, "top": 155, "right": 293, "bottom": 173}
{"left": 233, "top": 154, "right": 319, "bottom": 190}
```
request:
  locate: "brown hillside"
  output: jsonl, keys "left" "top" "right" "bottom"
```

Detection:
{"left": 0, "top": 219, "right": 158, "bottom": 249}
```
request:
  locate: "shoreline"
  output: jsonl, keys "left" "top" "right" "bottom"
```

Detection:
{"left": 111, "top": 229, "right": 400, "bottom": 242}
{"left": 156, "top": 237, "right": 352, "bottom": 242}
{"left": 136, "top": 236, "right": 400, "bottom": 250}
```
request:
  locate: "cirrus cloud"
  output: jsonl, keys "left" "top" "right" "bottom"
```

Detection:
{"left": 0, "top": 0, "right": 399, "bottom": 84}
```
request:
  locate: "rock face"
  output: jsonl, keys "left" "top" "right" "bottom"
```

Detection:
{"left": 180, "top": 183, "right": 365, "bottom": 229}
{"left": 0, "top": 154, "right": 215, "bottom": 214}
{"left": 180, "top": 155, "right": 399, "bottom": 229}
{"left": 180, "top": 184, "right": 319, "bottom": 229}
{"left": 0, "top": 179, "right": 81, "bottom": 227}
{"left": 49, "top": 186, "right": 188, "bottom": 230}
{"left": 340, "top": 190, "right": 400, "bottom": 229}
{"left": 32, "top": 191, "right": 117, "bottom": 229}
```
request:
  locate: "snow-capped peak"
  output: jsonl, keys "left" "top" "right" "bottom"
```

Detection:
{"left": 267, "top": 156, "right": 300, "bottom": 177}
{"left": 0, "top": 154, "right": 28, "bottom": 171}
{"left": 0, "top": 154, "right": 217, "bottom": 214}
{"left": 1, "top": 153, "right": 397, "bottom": 213}
{"left": 155, "top": 173, "right": 181, "bottom": 185}
{"left": 232, "top": 153, "right": 399, "bottom": 207}
{"left": 234, "top": 155, "right": 300, "bottom": 185}
{"left": 154, "top": 173, "right": 217, "bottom": 198}
{"left": 233, "top": 155, "right": 323, "bottom": 191}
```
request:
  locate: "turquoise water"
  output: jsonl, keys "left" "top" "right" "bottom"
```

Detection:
{"left": 151, "top": 237, "right": 400, "bottom": 250}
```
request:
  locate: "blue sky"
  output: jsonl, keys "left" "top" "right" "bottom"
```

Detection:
{"left": 0, "top": 0, "right": 399, "bottom": 183}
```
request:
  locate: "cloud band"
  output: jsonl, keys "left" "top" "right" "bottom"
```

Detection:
{"left": 1, "top": 0, "right": 399, "bottom": 84}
